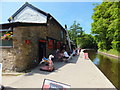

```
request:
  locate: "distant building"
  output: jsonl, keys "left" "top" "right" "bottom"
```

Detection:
{"left": 0, "top": 2, "right": 68, "bottom": 72}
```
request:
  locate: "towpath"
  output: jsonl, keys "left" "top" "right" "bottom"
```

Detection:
{"left": 2, "top": 50, "right": 116, "bottom": 89}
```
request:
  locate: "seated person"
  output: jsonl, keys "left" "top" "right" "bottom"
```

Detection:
{"left": 63, "top": 50, "right": 70, "bottom": 59}
{"left": 72, "top": 49, "right": 76, "bottom": 56}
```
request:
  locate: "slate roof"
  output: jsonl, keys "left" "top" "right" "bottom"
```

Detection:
{"left": 8, "top": 2, "right": 49, "bottom": 22}
{"left": 4, "top": 2, "right": 66, "bottom": 32}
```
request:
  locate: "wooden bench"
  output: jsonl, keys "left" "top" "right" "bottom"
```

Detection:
{"left": 55, "top": 52, "right": 73, "bottom": 62}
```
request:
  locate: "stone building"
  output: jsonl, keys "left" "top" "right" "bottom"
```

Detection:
{"left": 0, "top": 2, "right": 69, "bottom": 72}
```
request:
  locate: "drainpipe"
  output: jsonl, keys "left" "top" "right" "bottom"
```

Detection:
{"left": 65, "top": 25, "right": 71, "bottom": 51}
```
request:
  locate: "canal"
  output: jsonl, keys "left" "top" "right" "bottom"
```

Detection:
{"left": 85, "top": 50, "right": 120, "bottom": 90}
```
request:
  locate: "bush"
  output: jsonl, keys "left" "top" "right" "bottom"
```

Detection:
{"left": 112, "top": 40, "right": 120, "bottom": 51}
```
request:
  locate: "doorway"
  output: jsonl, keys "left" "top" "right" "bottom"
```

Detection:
{"left": 38, "top": 42, "right": 46, "bottom": 61}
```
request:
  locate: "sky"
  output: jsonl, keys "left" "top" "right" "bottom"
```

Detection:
{"left": 0, "top": 2, "right": 101, "bottom": 34}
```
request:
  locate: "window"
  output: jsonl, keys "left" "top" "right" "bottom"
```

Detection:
{"left": 61, "top": 31, "right": 64, "bottom": 39}
{"left": 0, "top": 30, "right": 13, "bottom": 46}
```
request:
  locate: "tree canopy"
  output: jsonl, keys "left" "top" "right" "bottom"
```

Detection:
{"left": 68, "top": 21, "right": 84, "bottom": 46}
{"left": 91, "top": 2, "right": 120, "bottom": 51}
{"left": 68, "top": 21, "right": 97, "bottom": 49}
{"left": 68, "top": 2, "right": 119, "bottom": 51}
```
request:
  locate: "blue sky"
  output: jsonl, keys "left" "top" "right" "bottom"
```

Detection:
{"left": 1, "top": 2, "right": 101, "bottom": 34}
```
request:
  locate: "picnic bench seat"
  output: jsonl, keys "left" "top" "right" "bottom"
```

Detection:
{"left": 53, "top": 52, "right": 73, "bottom": 62}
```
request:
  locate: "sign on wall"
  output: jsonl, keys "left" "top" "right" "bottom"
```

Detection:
{"left": 42, "top": 79, "right": 71, "bottom": 90}
{"left": 48, "top": 40, "right": 54, "bottom": 49}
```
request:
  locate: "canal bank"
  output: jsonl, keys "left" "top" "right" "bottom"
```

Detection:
{"left": 98, "top": 51, "right": 120, "bottom": 59}
{"left": 2, "top": 50, "right": 116, "bottom": 89}
{"left": 85, "top": 50, "right": 119, "bottom": 90}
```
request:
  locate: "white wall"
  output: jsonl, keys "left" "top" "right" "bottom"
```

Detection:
{"left": 12, "top": 6, "right": 47, "bottom": 23}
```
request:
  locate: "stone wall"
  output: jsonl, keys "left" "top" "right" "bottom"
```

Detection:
{"left": 1, "top": 25, "right": 47, "bottom": 72}
{"left": 0, "top": 48, "right": 16, "bottom": 72}
{"left": 47, "top": 18, "right": 66, "bottom": 43}
{"left": 1, "top": 21, "right": 67, "bottom": 72}
{"left": 45, "top": 18, "right": 67, "bottom": 56}
{"left": 13, "top": 26, "right": 47, "bottom": 71}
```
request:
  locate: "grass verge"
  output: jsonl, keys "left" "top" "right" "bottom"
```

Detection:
{"left": 98, "top": 49, "right": 120, "bottom": 56}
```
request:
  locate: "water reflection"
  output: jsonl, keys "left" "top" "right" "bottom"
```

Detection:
{"left": 93, "top": 57, "right": 100, "bottom": 65}
{"left": 86, "top": 50, "right": 120, "bottom": 90}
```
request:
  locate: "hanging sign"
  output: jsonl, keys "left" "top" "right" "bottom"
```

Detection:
{"left": 42, "top": 79, "right": 71, "bottom": 90}
{"left": 39, "top": 40, "right": 46, "bottom": 43}
{"left": 48, "top": 40, "right": 53, "bottom": 49}
{"left": 56, "top": 41, "right": 61, "bottom": 49}
{"left": 54, "top": 40, "right": 57, "bottom": 49}
{"left": 25, "top": 40, "right": 30, "bottom": 44}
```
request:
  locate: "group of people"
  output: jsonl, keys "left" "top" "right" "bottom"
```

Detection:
{"left": 39, "top": 47, "right": 81, "bottom": 72}
{"left": 40, "top": 47, "right": 81, "bottom": 64}
{"left": 72, "top": 48, "right": 81, "bottom": 56}
{"left": 54, "top": 48, "right": 81, "bottom": 62}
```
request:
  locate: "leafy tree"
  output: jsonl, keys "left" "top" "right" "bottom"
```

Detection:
{"left": 78, "top": 34, "right": 97, "bottom": 49}
{"left": 68, "top": 21, "right": 84, "bottom": 46}
{"left": 68, "top": 21, "right": 97, "bottom": 49}
{"left": 91, "top": 2, "right": 120, "bottom": 51}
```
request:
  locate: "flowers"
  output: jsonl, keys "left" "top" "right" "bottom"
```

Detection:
{"left": 0, "top": 32, "right": 13, "bottom": 40}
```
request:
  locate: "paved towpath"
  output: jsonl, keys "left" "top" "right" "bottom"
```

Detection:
{"left": 2, "top": 50, "right": 116, "bottom": 89}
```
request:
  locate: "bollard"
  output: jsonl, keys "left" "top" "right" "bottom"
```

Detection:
{"left": 84, "top": 53, "right": 89, "bottom": 59}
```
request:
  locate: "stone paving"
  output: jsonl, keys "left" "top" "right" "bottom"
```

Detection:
{"left": 2, "top": 51, "right": 116, "bottom": 89}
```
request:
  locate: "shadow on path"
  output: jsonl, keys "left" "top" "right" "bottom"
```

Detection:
{"left": 3, "top": 86, "right": 41, "bottom": 90}
{"left": 24, "top": 55, "right": 80, "bottom": 76}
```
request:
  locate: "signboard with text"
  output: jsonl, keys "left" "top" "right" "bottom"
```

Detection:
{"left": 42, "top": 79, "right": 71, "bottom": 90}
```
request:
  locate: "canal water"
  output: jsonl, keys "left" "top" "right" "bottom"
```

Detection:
{"left": 85, "top": 50, "right": 120, "bottom": 90}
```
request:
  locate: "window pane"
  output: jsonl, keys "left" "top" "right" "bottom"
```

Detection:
{"left": 0, "top": 40, "right": 13, "bottom": 46}
{"left": 0, "top": 31, "right": 13, "bottom": 46}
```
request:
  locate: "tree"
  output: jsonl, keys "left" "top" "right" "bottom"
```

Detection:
{"left": 68, "top": 21, "right": 97, "bottom": 49}
{"left": 68, "top": 21, "right": 84, "bottom": 47}
{"left": 91, "top": 2, "right": 120, "bottom": 51}
{"left": 77, "top": 34, "right": 97, "bottom": 49}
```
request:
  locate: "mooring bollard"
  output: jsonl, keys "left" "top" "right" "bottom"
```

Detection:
{"left": 84, "top": 53, "right": 89, "bottom": 59}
